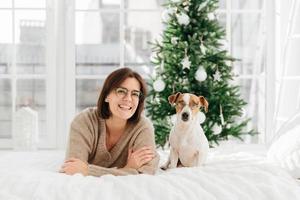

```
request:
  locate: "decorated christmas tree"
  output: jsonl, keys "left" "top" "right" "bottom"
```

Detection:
{"left": 146, "top": 0, "right": 255, "bottom": 147}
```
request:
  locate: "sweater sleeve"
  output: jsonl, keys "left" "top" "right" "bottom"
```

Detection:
{"left": 65, "top": 113, "right": 94, "bottom": 162}
{"left": 133, "top": 127, "right": 160, "bottom": 175}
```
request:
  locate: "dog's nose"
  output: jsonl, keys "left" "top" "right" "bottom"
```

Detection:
{"left": 181, "top": 112, "right": 189, "bottom": 121}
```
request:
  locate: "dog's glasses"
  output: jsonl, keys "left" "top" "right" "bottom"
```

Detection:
{"left": 114, "top": 87, "right": 142, "bottom": 100}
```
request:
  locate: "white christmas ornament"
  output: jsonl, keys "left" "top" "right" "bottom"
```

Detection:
{"left": 171, "top": 37, "right": 178, "bottom": 45}
{"left": 181, "top": 56, "right": 191, "bottom": 69}
{"left": 195, "top": 67, "right": 207, "bottom": 81}
{"left": 153, "top": 79, "right": 166, "bottom": 92}
{"left": 213, "top": 69, "right": 222, "bottom": 81}
{"left": 212, "top": 124, "right": 222, "bottom": 135}
{"left": 177, "top": 13, "right": 190, "bottom": 26}
{"left": 198, "top": 112, "right": 206, "bottom": 124}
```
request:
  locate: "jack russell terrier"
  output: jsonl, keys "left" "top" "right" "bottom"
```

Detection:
{"left": 161, "top": 92, "right": 209, "bottom": 169}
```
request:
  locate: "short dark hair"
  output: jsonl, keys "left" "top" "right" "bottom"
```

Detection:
{"left": 97, "top": 67, "right": 147, "bottom": 124}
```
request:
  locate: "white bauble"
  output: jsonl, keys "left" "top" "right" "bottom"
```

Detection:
{"left": 177, "top": 13, "right": 190, "bottom": 25}
{"left": 212, "top": 124, "right": 222, "bottom": 135}
{"left": 198, "top": 112, "right": 206, "bottom": 124}
{"left": 153, "top": 79, "right": 166, "bottom": 92}
{"left": 195, "top": 67, "right": 207, "bottom": 82}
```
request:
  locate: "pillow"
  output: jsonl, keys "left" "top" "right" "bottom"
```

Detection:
{"left": 267, "top": 125, "right": 300, "bottom": 178}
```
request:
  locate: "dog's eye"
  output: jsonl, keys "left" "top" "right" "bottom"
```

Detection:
{"left": 176, "top": 102, "right": 185, "bottom": 107}
{"left": 191, "top": 103, "right": 199, "bottom": 109}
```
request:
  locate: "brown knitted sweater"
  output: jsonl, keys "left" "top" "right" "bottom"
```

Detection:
{"left": 65, "top": 107, "right": 159, "bottom": 177}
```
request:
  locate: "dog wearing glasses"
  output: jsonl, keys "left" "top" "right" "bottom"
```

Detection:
{"left": 161, "top": 92, "right": 209, "bottom": 170}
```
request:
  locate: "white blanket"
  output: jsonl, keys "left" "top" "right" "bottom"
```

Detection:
{"left": 0, "top": 145, "right": 299, "bottom": 200}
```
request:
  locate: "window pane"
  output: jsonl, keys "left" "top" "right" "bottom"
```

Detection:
{"left": 124, "top": 11, "right": 162, "bottom": 66}
{"left": 0, "top": 79, "right": 12, "bottom": 138}
{"left": 0, "top": 11, "right": 13, "bottom": 43}
{"left": 76, "top": 0, "right": 120, "bottom": 10}
{"left": 124, "top": 0, "right": 164, "bottom": 9}
{"left": 15, "top": 10, "right": 46, "bottom": 74}
{"left": 0, "top": 0, "right": 11, "bottom": 8}
{"left": 76, "top": 12, "right": 120, "bottom": 75}
{"left": 237, "top": 78, "right": 265, "bottom": 136}
{"left": 231, "top": 13, "right": 263, "bottom": 75}
{"left": 15, "top": 0, "right": 45, "bottom": 8}
{"left": 275, "top": 80, "right": 300, "bottom": 131}
{"left": 76, "top": 79, "right": 102, "bottom": 113}
{"left": 232, "top": 0, "right": 263, "bottom": 10}
{"left": 0, "top": 11, "right": 13, "bottom": 74}
{"left": 16, "top": 79, "right": 46, "bottom": 136}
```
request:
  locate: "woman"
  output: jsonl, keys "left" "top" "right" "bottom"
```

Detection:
{"left": 60, "top": 67, "right": 159, "bottom": 176}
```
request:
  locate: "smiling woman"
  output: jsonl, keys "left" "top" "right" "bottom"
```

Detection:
{"left": 60, "top": 67, "right": 159, "bottom": 177}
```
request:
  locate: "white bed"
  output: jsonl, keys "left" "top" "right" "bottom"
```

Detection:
{"left": 0, "top": 143, "right": 299, "bottom": 200}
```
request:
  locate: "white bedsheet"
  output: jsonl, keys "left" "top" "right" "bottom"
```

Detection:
{"left": 0, "top": 144, "right": 299, "bottom": 200}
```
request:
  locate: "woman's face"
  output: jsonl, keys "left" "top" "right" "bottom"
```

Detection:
{"left": 106, "top": 77, "right": 142, "bottom": 121}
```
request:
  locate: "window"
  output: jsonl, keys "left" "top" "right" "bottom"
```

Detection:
{"left": 0, "top": 0, "right": 56, "bottom": 148}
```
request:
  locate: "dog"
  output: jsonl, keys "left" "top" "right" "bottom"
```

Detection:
{"left": 161, "top": 92, "right": 209, "bottom": 169}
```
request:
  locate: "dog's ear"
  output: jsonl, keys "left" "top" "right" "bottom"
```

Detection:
{"left": 199, "top": 96, "right": 208, "bottom": 112}
{"left": 168, "top": 92, "right": 181, "bottom": 105}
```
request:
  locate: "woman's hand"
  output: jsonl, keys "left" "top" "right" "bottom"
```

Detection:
{"left": 124, "top": 146, "right": 155, "bottom": 169}
{"left": 59, "top": 158, "right": 88, "bottom": 176}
